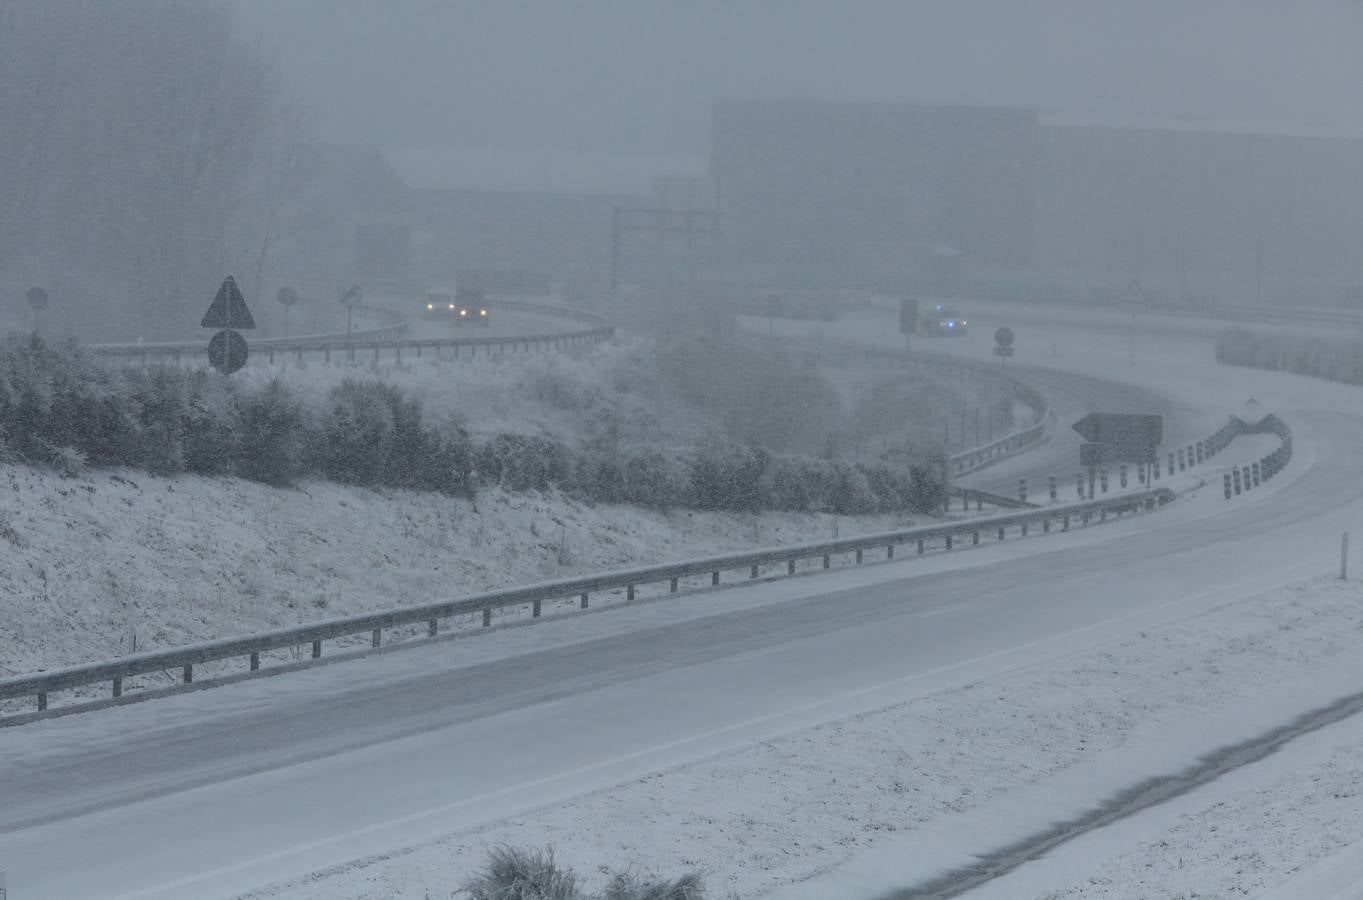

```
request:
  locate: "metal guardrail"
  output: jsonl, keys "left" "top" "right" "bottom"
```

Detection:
{"left": 0, "top": 487, "right": 1174, "bottom": 718}
{"left": 88, "top": 300, "right": 614, "bottom": 365}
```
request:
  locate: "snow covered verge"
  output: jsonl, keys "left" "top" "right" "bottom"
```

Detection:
{"left": 235, "top": 574, "right": 1363, "bottom": 900}
{"left": 0, "top": 462, "right": 920, "bottom": 679}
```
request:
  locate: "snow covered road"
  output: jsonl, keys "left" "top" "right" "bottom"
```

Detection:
{"left": 2, "top": 303, "right": 1355, "bottom": 899}
{"left": 0, "top": 397, "right": 1355, "bottom": 898}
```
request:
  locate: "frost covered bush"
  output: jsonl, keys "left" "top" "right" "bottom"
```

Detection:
{"left": 235, "top": 377, "right": 305, "bottom": 486}
{"left": 315, "top": 378, "right": 473, "bottom": 496}
{"left": 690, "top": 440, "right": 769, "bottom": 511}
{"left": 477, "top": 433, "right": 571, "bottom": 491}
{"left": 461, "top": 845, "right": 707, "bottom": 900}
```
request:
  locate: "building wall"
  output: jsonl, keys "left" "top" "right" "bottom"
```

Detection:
{"left": 710, "top": 99, "right": 1038, "bottom": 289}
{"left": 1037, "top": 122, "right": 1363, "bottom": 306}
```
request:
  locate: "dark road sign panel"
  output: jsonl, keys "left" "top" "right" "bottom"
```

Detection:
{"left": 993, "top": 345, "right": 1014, "bottom": 357}
{"left": 1072, "top": 412, "right": 1162, "bottom": 462}
{"left": 208, "top": 329, "right": 248, "bottom": 374}
{"left": 201, "top": 275, "right": 256, "bottom": 329}
{"left": 995, "top": 326, "right": 1014, "bottom": 347}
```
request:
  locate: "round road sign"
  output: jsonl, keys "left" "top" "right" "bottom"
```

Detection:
{"left": 276, "top": 286, "right": 299, "bottom": 307}
{"left": 994, "top": 326, "right": 1015, "bottom": 347}
{"left": 339, "top": 285, "right": 362, "bottom": 307}
{"left": 208, "top": 329, "right": 249, "bottom": 374}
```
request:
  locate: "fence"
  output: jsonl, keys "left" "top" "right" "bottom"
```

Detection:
{"left": 88, "top": 300, "right": 614, "bottom": 366}
{"left": 0, "top": 487, "right": 1173, "bottom": 720}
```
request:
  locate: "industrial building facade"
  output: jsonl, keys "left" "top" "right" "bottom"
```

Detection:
{"left": 710, "top": 99, "right": 1363, "bottom": 306}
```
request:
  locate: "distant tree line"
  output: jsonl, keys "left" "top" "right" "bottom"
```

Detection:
{"left": 0, "top": 2, "right": 309, "bottom": 340}
{"left": 1216, "top": 328, "right": 1363, "bottom": 385}
{"left": 0, "top": 337, "right": 949, "bottom": 515}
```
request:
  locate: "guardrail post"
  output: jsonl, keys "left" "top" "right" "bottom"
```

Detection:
{"left": 1177, "top": 448, "right": 1186, "bottom": 471}
{"left": 972, "top": 530, "right": 980, "bottom": 545}
{"left": 1119, "top": 463, "right": 1127, "bottom": 488}
{"left": 371, "top": 628, "right": 381, "bottom": 648}
{"left": 1018, "top": 478, "right": 1027, "bottom": 503}
{"left": 1049, "top": 474, "right": 1057, "bottom": 502}
{"left": 1063, "top": 514, "right": 1070, "bottom": 530}
{"left": 822, "top": 554, "right": 831, "bottom": 568}
{"left": 428, "top": 619, "right": 438, "bottom": 637}
{"left": 37, "top": 692, "right": 46, "bottom": 711}
{"left": 1252, "top": 461, "right": 1261, "bottom": 486}
{"left": 917, "top": 539, "right": 925, "bottom": 554}
{"left": 853, "top": 550, "right": 862, "bottom": 565}
{"left": 1021, "top": 521, "right": 1029, "bottom": 536}
{"left": 1233, "top": 467, "right": 1242, "bottom": 495}
{"left": 310, "top": 640, "right": 321, "bottom": 659}
{"left": 1076, "top": 472, "right": 1085, "bottom": 499}
{"left": 112, "top": 676, "right": 122, "bottom": 698}
{"left": 945, "top": 534, "right": 953, "bottom": 550}
{"left": 1223, "top": 473, "right": 1232, "bottom": 499}
{"left": 997, "top": 526, "right": 1005, "bottom": 541}
{"left": 183, "top": 664, "right": 193, "bottom": 683}
{"left": 1243, "top": 465, "right": 1253, "bottom": 490}
{"left": 886, "top": 544, "right": 894, "bottom": 559}
{"left": 250, "top": 651, "right": 260, "bottom": 671}
{"left": 626, "top": 585, "right": 635, "bottom": 601}
{"left": 713, "top": 571, "right": 721, "bottom": 585}
{"left": 1100, "top": 468, "right": 1109, "bottom": 493}
{"left": 1188, "top": 444, "right": 1196, "bottom": 466}
{"left": 1167, "top": 451, "right": 1175, "bottom": 475}
{"left": 482, "top": 608, "right": 492, "bottom": 627}
{"left": 1043, "top": 517, "right": 1050, "bottom": 533}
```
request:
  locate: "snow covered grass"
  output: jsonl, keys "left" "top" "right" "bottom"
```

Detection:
{"left": 236, "top": 574, "right": 1363, "bottom": 900}
{"left": 0, "top": 462, "right": 923, "bottom": 681}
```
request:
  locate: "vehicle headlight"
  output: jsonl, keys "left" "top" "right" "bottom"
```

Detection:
{"left": 449, "top": 303, "right": 455, "bottom": 310}
{"left": 479, "top": 308, "right": 487, "bottom": 316}
{"left": 459, "top": 308, "right": 467, "bottom": 316}
{"left": 427, "top": 303, "right": 433, "bottom": 310}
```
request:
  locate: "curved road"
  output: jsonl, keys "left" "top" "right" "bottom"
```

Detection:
{"left": 2, "top": 307, "right": 1358, "bottom": 899}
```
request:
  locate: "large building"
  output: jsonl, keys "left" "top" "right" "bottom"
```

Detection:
{"left": 709, "top": 99, "right": 1363, "bottom": 306}
{"left": 710, "top": 98, "right": 1039, "bottom": 290}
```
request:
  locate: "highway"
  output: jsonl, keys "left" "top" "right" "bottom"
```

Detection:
{"left": 2, "top": 303, "right": 1358, "bottom": 899}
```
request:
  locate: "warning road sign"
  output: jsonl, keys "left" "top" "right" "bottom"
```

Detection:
{"left": 201, "top": 275, "right": 256, "bottom": 329}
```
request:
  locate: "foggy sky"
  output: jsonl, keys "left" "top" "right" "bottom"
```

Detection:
{"left": 232, "top": 0, "right": 1363, "bottom": 192}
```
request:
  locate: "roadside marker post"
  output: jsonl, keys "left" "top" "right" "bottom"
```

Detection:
{"left": 1223, "top": 473, "right": 1232, "bottom": 500}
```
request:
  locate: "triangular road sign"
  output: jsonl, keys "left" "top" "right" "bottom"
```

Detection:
{"left": 201, "top": 275, "right": 256, "bottom": 329}
{"left": 1118, "top": 276, "right": 1145, "bottom": 305}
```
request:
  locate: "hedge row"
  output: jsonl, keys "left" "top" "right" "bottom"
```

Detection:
{"left": 1216, "top": 328, "right": 1363, "bottom": 385}
{"left": 0, "top": 336, "right": 947, "bottom": 514}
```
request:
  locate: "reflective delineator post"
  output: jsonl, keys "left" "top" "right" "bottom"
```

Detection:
{"left": 1019, "top": 478, "right": 1027, "bottom": 503}
{"left": 1100, "top": 467, "right": 1109, "bottom": 493}
{"left": 1168, "top": 451, "right": 1176, "bottom": 475}
{"left": 1196, "top": 442, "right": 1204, "bottom": 463}
{"left": 1119, "top": 463, "right": 1127, "bottom": 488}
{"left": 1077, "top": 471, "right": 1086, "bottom": 499}
{"left": 1252, "top": 461, "right": 1261, "bottom": 487}
{"left": 1154, "top": 456, "right": 1161, "bottom": 479}
{"left": 1177, "top": 448, "right": 1186, "bottom": 471}
{"left": 1049, "top": 474, "right": 1057, "bottom": 503}
{"left": 1223, "top": 472, "right": 1232, "bottom": 499}
{"left": 1233, "top": 468, "right": 1242, "bottom": 495}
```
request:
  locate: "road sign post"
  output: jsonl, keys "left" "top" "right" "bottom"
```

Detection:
{"left": 276, "top": 285, "right": 298, "bottom": 339}
{"left": 339, "top": 285, "right": 362, "bottom": 359}
{"left": 994, "top": 326, "right": 1015, "bottom": 368}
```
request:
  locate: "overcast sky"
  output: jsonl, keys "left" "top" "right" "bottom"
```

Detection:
{"left": 232, "top": 0, "right": 1363, "bottom": 192}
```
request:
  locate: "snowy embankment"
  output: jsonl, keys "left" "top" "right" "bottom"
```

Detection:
{"left": 236, "top": 572, "right": 1363, "bottom": 900}
{"left": 0, "top": 463, "right": 916, "bottom": 678}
